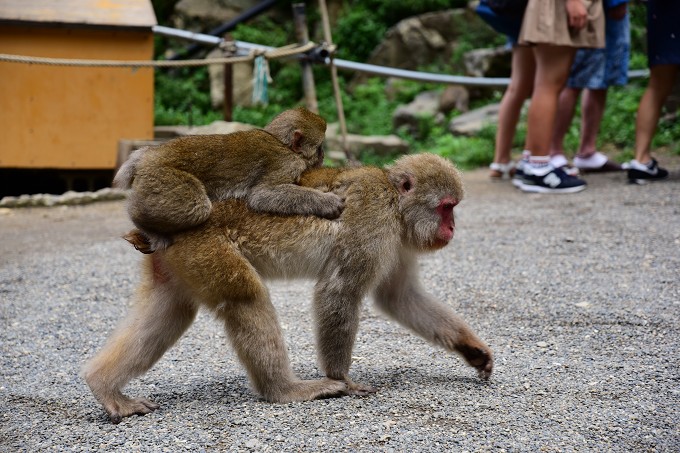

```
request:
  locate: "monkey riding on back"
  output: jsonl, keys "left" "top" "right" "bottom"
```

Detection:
{"left": 84, "top": 152, "right": 494, "bottom": 423}
{"left": 114, "top": 107, "right": 344, "bottom": 253}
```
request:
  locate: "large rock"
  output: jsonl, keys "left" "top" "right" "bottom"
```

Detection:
{"left": 439, "top": 85, "right": 469, "bottom": 114}
{"left": 153, "top": 121, "right": 257, "bottom": 139}
{"left": 173, "top": 0, "right": 261, "bottom": 30}
{"left": 325, "top": 123, "right": 410, "bottom": 157}
{"left": 185, "top": 121, "right": 257, "bottom": 135}
{"left": 448, "top": 103, "right": 501, "bottom": 136}
{"left": 393, "top": 91, "right": 441, "bottom": 137}
{"left": 392, "top": 87, "right": 470, "bottom": 138}
{"left": 354, "top": 8, "right": 499, "bottom": 86}
{"left": 463, "top": 45, "right": 512, "bottom": 78}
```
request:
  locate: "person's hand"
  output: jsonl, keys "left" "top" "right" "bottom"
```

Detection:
{"left": 566, "top": 0, "right": 587, "bottom": 29}
{"left": 607, "top": 3, "right": 627, "bottom": 20}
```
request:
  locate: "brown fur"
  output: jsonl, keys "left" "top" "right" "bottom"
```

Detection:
{"left": 115, "top": 107, "right": 342, "bottom": 252}
{"left": 84, "top": 153, "right": 493, "bottom": 423}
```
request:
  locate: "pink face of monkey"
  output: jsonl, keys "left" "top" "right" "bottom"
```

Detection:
{"left": 433, "top": 196, "right": 458, "bottom": 249}
{"left": 388, "top": 153, "right": 464, "bottom": 252}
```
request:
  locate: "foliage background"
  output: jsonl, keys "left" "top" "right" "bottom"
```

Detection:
{"left": 151, "top": 0, "right": 679, "bottom": 168}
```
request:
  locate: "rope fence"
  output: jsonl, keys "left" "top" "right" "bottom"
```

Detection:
{"left": 0, "top": 25, "right": 650, "bottom": 87}
{"left": 0, "top": 41, "right": 316, "bottom": 68}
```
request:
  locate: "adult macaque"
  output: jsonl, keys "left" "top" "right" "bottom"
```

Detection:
{"left": 84, "top": 153, "right": 494, "bottom": 423}
{"left": 114, "top": 107, "right": 342, "bottom": 252}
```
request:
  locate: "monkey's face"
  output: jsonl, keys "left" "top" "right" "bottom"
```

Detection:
{"left": 388, "top": 154, "right": 464, "bottom": 251}
{"left": 401, "top": 190, "right": 459, "bottom": 251}
{"left": 305, "top": 143, "right": 325, "bottom": 169}
{"left": 291, "top": 132, "right": 325, "bottom": 169}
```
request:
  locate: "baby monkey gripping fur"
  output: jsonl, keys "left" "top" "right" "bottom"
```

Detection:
{"left": 114, "top": 107, "right": 342, "bottom": 252}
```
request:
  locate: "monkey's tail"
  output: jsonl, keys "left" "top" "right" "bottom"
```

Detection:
{"left": 113, "top": 147, "right": 147, "bottom": 189}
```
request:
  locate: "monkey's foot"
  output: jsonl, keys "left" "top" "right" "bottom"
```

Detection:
{"left": 103, "top": 395, "right": 160, "bottom": 424}
{"left": 346, "top": 380, "right": 378, "bottom": 396}
{"left": 123, "top": 229, "right": 155, "bottom": 254}
{"left": 270, "top": 378, "right": 348, "bottom": 403}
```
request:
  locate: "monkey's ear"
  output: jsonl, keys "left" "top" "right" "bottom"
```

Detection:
{"left": 390, "top": 172, "right": 415, "bottom": 195}
{"left": 291, "top": 130, "right": 304, "bottom": 153}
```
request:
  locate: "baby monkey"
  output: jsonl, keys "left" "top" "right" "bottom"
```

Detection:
{"left": 114, "top": 107, "right": 342, "bottom": 252}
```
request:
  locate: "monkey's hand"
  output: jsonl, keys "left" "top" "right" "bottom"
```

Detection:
{"left": 316, "top": 191, "right": 345, "bottom": 219}
{"left": 457, "top": 343, "right": 494, "bottom": 380}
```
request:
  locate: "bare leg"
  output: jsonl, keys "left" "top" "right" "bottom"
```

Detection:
{"left": 550, "top": 86, "right": 581, "bottom": 157}
{"left": 490, "top": 45, "right": 535, "bottom": 178}
{"left": 373, "top": 253, "right": 493, "bottom": 379}
{"left": 635, "top": 64, "right": 679, "bottom": 164}
{"left": 83, "top": 255, "right": 199, "bottom": 423}
{"left": 526, "top": 44, "right": 577, "bottom": 157}
{"left": 577, "top": 88, "right": 607, "bottom": 157}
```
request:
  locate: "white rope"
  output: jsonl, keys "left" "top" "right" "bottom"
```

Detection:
{"left": 0, "top": 42, "right": 317, "bottom": 68}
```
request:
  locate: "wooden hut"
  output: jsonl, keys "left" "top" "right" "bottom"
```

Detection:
{"left": 0, "top": 0, "right": 156, "bottom": 173}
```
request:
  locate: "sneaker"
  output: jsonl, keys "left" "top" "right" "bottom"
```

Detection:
{"left": 574, "top": 152, "right": 622, "bottom": 172}
{"left": 512, "top": 153, "right": 530, "bottom": 188}
{"left": 550, "top": 154, "right": 580, "bottom": 176}
{"left": 627, "top": 159, "right": 668, "bottom": 184}
{"left": 517, "top": 166, "right": 587, "bottom": 194}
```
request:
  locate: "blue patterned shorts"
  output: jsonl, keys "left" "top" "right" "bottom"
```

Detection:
{"left": 567, "top": 14, "right": 630, "bottom": 89}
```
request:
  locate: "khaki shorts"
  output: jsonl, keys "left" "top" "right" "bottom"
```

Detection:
{"left": 520, "top": 0, "right": 605, "bottom": 48}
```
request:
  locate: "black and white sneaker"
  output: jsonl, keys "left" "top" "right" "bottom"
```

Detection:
{"left": 627, "top": 159, "right": 669, "bottom": 184}
{"left": 511, "top": 156, "right": 529, "bottom": 188}
{"left": 517, "top": 166, "right": 587, "bottom": 194}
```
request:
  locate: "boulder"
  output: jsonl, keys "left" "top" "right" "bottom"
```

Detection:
{"left": 326, "top": 123, "right": 410, "bottom": 157}
{"left": 183, "top": 121, "right": 257, "bottom": 135}
{"left": 463, "top": 45, "right": 512, "bottom": 78}
{"left": 448, "top": 103, "right": 501, "bottom": 136}
{"left": 354, "top": 8, "right": 499, "bottom": 86}
{"left": 173, "top": 0, "right": 261, "bottom": 30}
{"left": 439, "top": 85, "right": 469, "bottom": 114}
{"left": 392, "top": 91, "right": 441, "bottom": 137}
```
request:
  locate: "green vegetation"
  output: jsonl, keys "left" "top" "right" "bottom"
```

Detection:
{"left": 152, "top": 1, "right": 678, "bottom": 169}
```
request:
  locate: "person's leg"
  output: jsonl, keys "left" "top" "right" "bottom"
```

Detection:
{"left": 550, "top": 86, "right": 581, "bottom": 157}
{"left": 634, "top": 64, "right": 679, "bottom": 164}
{"left": 490, "top": 45, "right": 535, "bottom": 178}
{"left": 518, "top": 44, "right": 587, "bottom": 193}
{"left": 525, "top": 44, "right": 577, "bottom": 159}
{"left": 572, "top": 88, "right": 624, "bottom": 171}
{"left": 577, "top": 88, "right": 607, "bottom": 156}
{"left": 627, "top": 64, "right": 678, "bottom": 182}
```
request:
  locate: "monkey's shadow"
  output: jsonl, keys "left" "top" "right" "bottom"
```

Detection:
{"left": 359, "top": 366, "right": 487, "bottom": 390}
{"left": 143, "top": 365, "right": 487, "bottom": 412}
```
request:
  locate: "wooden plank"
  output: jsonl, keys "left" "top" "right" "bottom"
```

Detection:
{"left": 0, "top": 0, "right": 157, "bottom": 28}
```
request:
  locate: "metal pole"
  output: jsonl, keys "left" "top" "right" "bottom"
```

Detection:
{"left": 292, "top": 3, "right": 318, "bottom": 113}
{"left": 168, "top": 0, "right": 279, "bottom": 60}
{"left": 222, "top": 35, "right": 234, "bottom": 121}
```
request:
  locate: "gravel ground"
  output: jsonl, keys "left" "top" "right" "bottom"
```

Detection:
{"left": 1, "top": 160, "right": 679, "bottom": 452}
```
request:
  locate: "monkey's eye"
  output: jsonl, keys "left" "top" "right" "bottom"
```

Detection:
{"left": 442, "top": 202, "right": 455, "bottom": 211}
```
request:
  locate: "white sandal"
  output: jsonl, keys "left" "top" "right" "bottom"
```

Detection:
{"left": 489, "top": 162, "right": 516, "bottom": 180}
